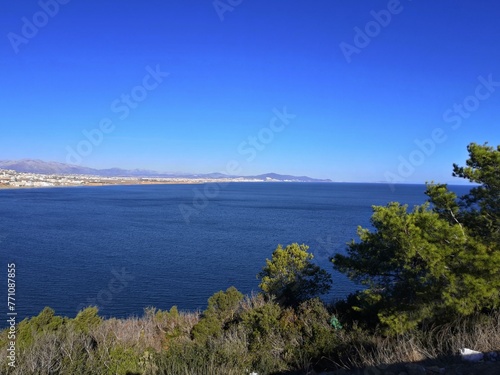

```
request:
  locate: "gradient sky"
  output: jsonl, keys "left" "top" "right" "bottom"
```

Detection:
{"left": 1, "top": 0, "right": 499, "bottom": 182}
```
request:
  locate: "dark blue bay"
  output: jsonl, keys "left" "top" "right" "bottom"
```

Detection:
{"left": 0, "top": 182, "right": 471, "bottom": 325}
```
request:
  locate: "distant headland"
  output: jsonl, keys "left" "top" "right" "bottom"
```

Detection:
{"left": 0, "top": 159, "right": 332, "bottom": 188}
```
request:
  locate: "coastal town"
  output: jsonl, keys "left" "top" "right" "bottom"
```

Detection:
{"left": 0, "top": 168, "right": 297, "bottom": 188}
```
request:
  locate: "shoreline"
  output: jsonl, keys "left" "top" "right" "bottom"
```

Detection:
{"left": 0, "top": 180, "right": 217, "bottom": 190}
{"left": 0, "top": 168, "right": 333, "bottom": 190}
{"left": 0, "top": 179, "right": 335, "bottom": 190}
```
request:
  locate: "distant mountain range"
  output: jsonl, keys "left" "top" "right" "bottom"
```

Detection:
{"left": 0, "top": 159, "right": 332, "bottom": 182}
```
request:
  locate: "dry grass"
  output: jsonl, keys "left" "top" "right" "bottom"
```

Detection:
{"left": 332, "top": 311, "right": 500, "bottom": 369}
{"left": 92, "top": 308, "right": 200, "bottom": 353}
{"left": 239, "top": 292, "right": 269, "bottom": 313}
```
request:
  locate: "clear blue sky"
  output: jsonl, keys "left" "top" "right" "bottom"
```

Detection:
{"left": 1, "top": 0, "right": 499, "bottom": 183}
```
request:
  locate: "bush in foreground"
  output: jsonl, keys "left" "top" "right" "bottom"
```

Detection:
{"left": 332, "top": 142, "right": 500, "bottom": 333}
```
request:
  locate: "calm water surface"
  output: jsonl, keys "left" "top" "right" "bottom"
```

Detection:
{"left": 0, "top": 182, "right": 471, "bottom": 324}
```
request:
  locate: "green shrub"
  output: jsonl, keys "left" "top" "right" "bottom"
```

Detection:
{"left": 191, "top": 286, "right": 243, "bottom": 343}
{"left": 73, "top": 306, "right": 102, "bottom": 334}
{"left": 106, "top": 345, "right": 141, "bottom": 375}
{"left": 295, "top": 298, "right": 336, "bottom": 359}
{"left": 205, "top": 286, "right": 243, "bottom": 322}
{"left": 191, "top": 315, "right": 223, "bottom": 342}
{"left": 258, "top": 243, "right": 332, "bottom": 307}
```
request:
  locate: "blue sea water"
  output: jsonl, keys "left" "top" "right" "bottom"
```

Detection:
{"left": 0, "top": 182, "right": 471, "bottom": 324}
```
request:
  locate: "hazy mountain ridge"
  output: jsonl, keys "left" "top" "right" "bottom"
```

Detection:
{"left": 0, "top": 159, "right": 332, "bottom": 182}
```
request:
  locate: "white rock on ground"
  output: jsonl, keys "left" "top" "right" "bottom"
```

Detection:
{"left": 460, "top": 348, "right": 484, "bottom": 362}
